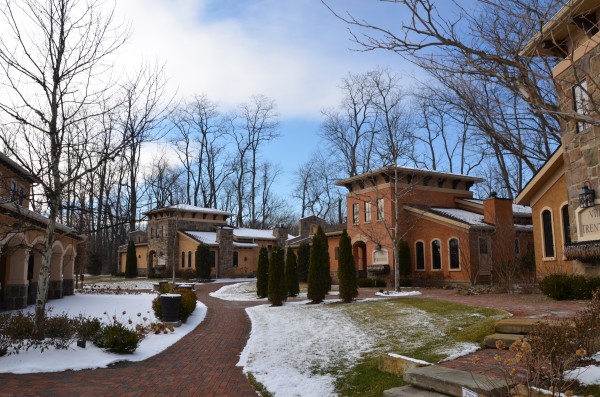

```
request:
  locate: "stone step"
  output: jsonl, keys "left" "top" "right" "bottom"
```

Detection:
{"left": 383, "top": 385, "right": 449, "bottom": 397}
{"left": 403, "top": 365, "right": 507, "bottom": 397}
{"left": 483, "top": 333, "right": 526, "bottom": 349}
{"left": 494, "top": 318, "right": 545, "bottom": 334}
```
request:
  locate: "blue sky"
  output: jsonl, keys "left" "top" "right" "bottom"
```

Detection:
{"left": 114, "top": 0, "right": 447, "bottom": 197}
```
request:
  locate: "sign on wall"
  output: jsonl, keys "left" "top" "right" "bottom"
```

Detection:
{"left": 576, "top": 203, "right": 600, "bottom": 241}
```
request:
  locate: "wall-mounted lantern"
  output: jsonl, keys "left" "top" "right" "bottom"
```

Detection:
{"left": 579, "top": 182, "right": 596, "bottom": 208}
{"left": 375, "top": 243, "right": 382, "bottom": 251}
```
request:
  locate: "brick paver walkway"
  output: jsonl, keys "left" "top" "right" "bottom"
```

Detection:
{"left": 0, "top": 283, "right": 590, "bottom": 395}
{"left": 0, "top": 283, "right": 260, "bottom": 397}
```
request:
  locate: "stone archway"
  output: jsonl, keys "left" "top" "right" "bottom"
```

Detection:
{"left": 48, "top": 241, "right": 65, "bottom": 300}
{"left": 353, "top": 241, "right": 367, "bottom": 278}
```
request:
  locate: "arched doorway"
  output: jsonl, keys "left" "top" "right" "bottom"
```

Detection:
{"left": 353, "top": 241, "right": 367, "bottom": 278}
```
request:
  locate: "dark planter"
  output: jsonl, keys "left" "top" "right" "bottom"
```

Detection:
{"left": 160, "top": 293, "right": 181, "bottom": 323}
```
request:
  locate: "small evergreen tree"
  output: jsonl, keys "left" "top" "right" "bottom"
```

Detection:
{"left": 268, "top": 247, "right": 287, "bottom": 306}
{"left": 338, "top": 229, "right": 357, "bottom": 303}
{"left": 125, "top": 240, "right": 138, "bottom": 278}
{"left": 195, "top": 245, "right": 212, "bottom": 279}
{"left": 88, "top": 252, "right": 102, "bottom": 276}
{"left": 397, "top": 240, "right": 412, "bottom": 287}
{"left": 285, "top": 249, "right": 299, "bottom": 297}
{"left": 307, "top": 226, "right": 329, "bottom": 303}
{"left": 257, "top": 247, "right": 269, "bottom": 298}
{"left": 297, "top": 243, "right": 310, "bottom": 282}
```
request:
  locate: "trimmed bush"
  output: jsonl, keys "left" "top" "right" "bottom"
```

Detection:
{"left": 77, "top": 316, "right": 102, "bottom": 341}
{"left": 308, "top": 226, "right": 330, "bottom": 303}
{"left": 268, "top": 247, "right": 287, "bottom": 306}
{"left": 357, "top": 277, "right": 387, "bottom": 288}
{"left": 257, "top": 247, "right": 269, "bottom": 298}
{"left": 195, "top": 244, "right": 212, "bottom": 279}
{"left": 338, "top": 229, "right": 357, "bottom": 303}
{"left": 540, "top": 273, "right": 600, "bottom": 300}
{"left": 94, "top": 322, "right": 140, "bottom": 354}
{"left": 285, "top": 249, "right": 299, "bottom": 297}
{"left": 297, "top": 243, "right": 310, "bottom": 283}
{"left": 125, "top": 240, "right": 138, "bottom": 278}
{"left": 152, "top": 288, "right": 197, "bottom": 323}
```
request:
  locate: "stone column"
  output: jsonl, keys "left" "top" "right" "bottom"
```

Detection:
{"left": 49, "top": 251, "right": 64, "bottom": 300}
{"left": 62, "top": 250, "right": 75, "bottom": 296}
{"left": 216, "top": 227, "right": 234, "bottom": 278}
{"left": 4, "top": 248, "right": 28, "bottom": 310}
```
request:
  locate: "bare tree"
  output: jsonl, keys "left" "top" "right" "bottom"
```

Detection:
{"left": 121, "top": 62, "right": 170, "bottom": 231}
{"left": 0, "top": 0, "right": 130, "bottom": 325}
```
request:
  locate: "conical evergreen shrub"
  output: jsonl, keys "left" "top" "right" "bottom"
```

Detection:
{"left": 398, "top": 239, "right": 412, "bottom": 287}
{"left": 307, "top": 226, "right": 329, "bottom": 303}
{"left": 257, "top": 247, "right": 269, "bottom": 298}
{"left": 338, "top": 229, "right": 357, "bottom": 303}
{"left": 285, "top": 249, "right": 299, "bottom": 297}
{"left": 195, "top": 245, "right": 212, "bottom": 279}
{"left": 297, "top": 243, "right": 310, "bottom": 282}
{"left": 268, "top": 247, "right": 287, "bottom": 306}
{"left": 125, "top": 240, "right": 137, "bottom": 278}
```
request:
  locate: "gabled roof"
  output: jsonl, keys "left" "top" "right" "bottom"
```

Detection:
{"left": 0, "top": 153, "right": 37, "bottom": 183}
{"left": 515, "top": 146, "right": 565, "bottom": 206}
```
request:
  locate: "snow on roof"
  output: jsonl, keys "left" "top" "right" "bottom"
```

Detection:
{"left": 234, "top": 228, "right": 277, "bottom": 240}
{"left": 430, "top": 208, "right": 489, "bottom": 227}
{"left": 515, "top": 224, "right": 534, "bottom": 232}
{"left": 234, "top": 241, "right": 259, "bottom": 248}
{"left": 146, "top": 205, "right": 234, "bottom": 216}
{"left": 462, "top": 199, "right": 532, "bottom": 216}
{"left": 182, "top": 231, "right": 218, "bottom": 246}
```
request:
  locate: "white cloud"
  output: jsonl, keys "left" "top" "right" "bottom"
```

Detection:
{"left": 112, "top": 0, "right": 409, "bottom": 119}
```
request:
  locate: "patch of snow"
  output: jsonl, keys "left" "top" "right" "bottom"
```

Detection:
{"left": 239, "top": 302, "right": 376, "bottom": 397}
{"left": 375, "top": 291, "right": 422, "bottom": 297}
{"left": 182, "top": 231, "right": 218, "bottom": 246}
{"left": 0, "top": 293, "right": 206, "bottom": 374}
{"left": 438, "top": 343, "right": 481, "bottom": 362}
{"left": 387, "top": 353, "right": 431, "bottom": 365}
{"left": 234, "top": 228, "right": 277, "bottom": 240}
{"left": 210, "top": 281, "right": 267, "bottom": 301}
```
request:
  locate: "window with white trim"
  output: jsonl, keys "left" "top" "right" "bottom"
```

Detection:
{"left": 573, "top": 79, "right": 591, "bottom": 133}
{"left": 542, "top": 209, "right": 555, "bottom": 258}
{"left": 364, "top": 202, "right": 371, "bottom": 222}
{"left": 352, "top": 203, "right": 359, "bottom": 224}
{"left": 449, "top": 238, "right": 459, "bottom": 270}
{"left": 415, "top": 241, "right": 425, "bottom": 270}
{"left": 431, "top": 240, "right": 441, "bottom": 270}
{"left": 376, "top": 198, "right": 384, "bottom": 220}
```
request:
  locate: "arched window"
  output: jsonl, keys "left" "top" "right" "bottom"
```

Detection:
{"left": 449, "top": 239, "right": 459, "bottom": 270}
{"left": 415, "top": 241, "right": 425, "bottom": 271}
{"left": 181, "top": 251, "right": 185, "bottom": 268}
{"left": 233, "top": 251, "right": 239, "bottom": 267}
{"left": 542, "top": 209, "right": 555, "bottom": 258}
{"left": 562, "top": 205, "right": 571, "bottom": 245}
{"left": 431, "top": 240, "right": 441, "bottom": 270}
{"left": 188, "top": 251, "right": 192, "bottom": 268}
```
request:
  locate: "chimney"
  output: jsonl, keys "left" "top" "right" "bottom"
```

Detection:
{"left": 483, "top": 194, "right": 516, "bottom": 263}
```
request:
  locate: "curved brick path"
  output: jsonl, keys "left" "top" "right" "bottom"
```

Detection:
{"left": 0, "top": 283, "right": 260, "bottom": 397}
{"left": 0, "top": 284, "right": 588, "bottom": 395}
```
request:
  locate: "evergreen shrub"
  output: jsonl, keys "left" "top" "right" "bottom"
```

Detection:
{"left": 268, "top": 247, "right": 287, "bottom": 306}
{"left": 195, "top": 245, "right": 212, "bottom": 279}
{"left": 285, "top": 249, "right": 299, "bottom": 297}
{"left": 357, "top": 277, "right": 387, "bottom": 288}
{"left": 307, "top": 226, "right": 330, "bottom": 303}
{"left": 338, "top": 229, "right": 357, "bottom": 303}
{"left": 151, "top": 288, "right": 197, "bottom": 323}
{"left": 257, "top": 247, "right": 269, "bottom": 298}
{"left": 125, "top": 240, "right": 137, "bottom": 278}
{"left": 297, "top": 243, "right": 310, "bottom": 283}
{"left": 540, "top": 273, "right": 600, "bottom": 300}
{"left": 94, "top": 322, "right": 140, "bottom": 354}
{"left": 398, "top": 240, "right": 412, "bottom": 287}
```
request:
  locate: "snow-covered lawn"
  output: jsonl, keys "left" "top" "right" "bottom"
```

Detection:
{"left": 211, "top": 281, "right": 503, "bottom": 396}
{"left": 0, "top": 292, "right": 206, "bottom": 374}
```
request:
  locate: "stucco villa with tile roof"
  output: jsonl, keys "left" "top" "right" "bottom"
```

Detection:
{"left": 118, "top": 205, "right": 292, "bottom": 278}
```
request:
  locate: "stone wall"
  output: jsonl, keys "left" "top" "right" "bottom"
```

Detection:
{"left": 3, "top": 283, "right": 27, "bottom": 309}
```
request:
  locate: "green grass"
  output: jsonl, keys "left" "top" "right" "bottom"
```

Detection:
{"left": 247, "top": 373, "right": 274, "bottom": 397}
{"left": 332, "top": 297, "right": 507, "bottom": 396}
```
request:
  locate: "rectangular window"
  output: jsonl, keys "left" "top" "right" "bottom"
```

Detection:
{"left": 364, "top": 202, "right": 371, "bottom": 222}
{"left": 573, "top": 79, "right": 591, "bottom": 133}
{"left": 479, "top": 237, "right": 488, "bottom": 254}
{"left": 334, "top": 247, "right": 339, "bottom": 260}
{"left": 515, "top": 239, "right": 520, "bottom": 255}
{"left": 449, "top": 239, "right": 460, "bottom": 270}
{"left": 352, "top": 203, "right": 359, "bottom": 224}
{"left": 10, "top": 180, "right": 17, "bottom": 202}
{"left": 233, "top": 251, "right": 239, "bottom": 267}
{"left": 377, "top": 198, "right": 384, "bottom": 221}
